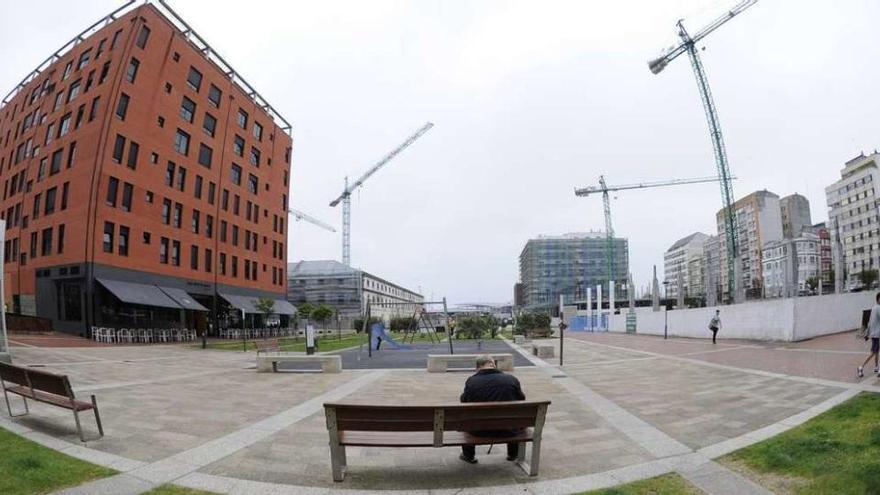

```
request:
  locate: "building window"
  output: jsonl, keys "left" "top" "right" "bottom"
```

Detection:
{"left": 203, "top": 113, "right": 217, "bottom": 137}
{"left": 232, "top": 225, "right": 239, "bottom": 246}
{"left": 143, "top": 231, "right": 151, "bottom": 244}
{"left": 103, "top": 222, "right": 114, "bottom": 253}
{"left": 237, "top": 109, "right": 248, "bottom": 129}
{"left": 247, "top": 174, "right": 258, "bottom": 194}
{"left": 106, "top": 177, "right": 119, "bottom": 206}
{"left": 230, "top": 164, "right": 242, "bottom": 185}
{"left": 150, "top": 152, "right": 158, "bottom": 164}
{"left": 208, "top": 84, "right": 221, "bottom": 107}
{"left": 233, "top": 135, "right": 245, "bottom": 156}
{"left": 194, "top": 175, "right": 203, "bottom": 199}
{"left": 180, "top": 96, "right": 195, "bottom": 123}
{"left": 67, "top": 141, "right": 77, "bottom": 168}
{"left": 61, "top": 182, "right": 69, "bottom": 210}
{"left": 160, "top": 237, "right": 169, "bottom": 263}
{"left": 165, "top": 162, "right": 175, "bottom": 186}
{"left": 77, "top": 49, "right": 91, "bottom": 70}
{"left": 68, "top": 80, "right": 82, "bottom": 103}
{"left": 174, "top": 129, "right": 190, "bottom": 155}
{"left": 249, "top": 147, "right": 260, "bottom": 167}
{"left": 233, "top": 195, "right": 240, "bottom": 215}
{"left": 161, "top": 199, "right": 171, "bottom": 224}
{"left": 208, "top": 182, "right": 216, "bottom": 205}
{"left": 187, "top": 67, "right": 202, "bottom": 91}
{"left": 44, "top": 187, "right": 57, "bottom": 215}
{"left": 113, "top": 134, "right": 126, "bottom": 162}
{"left": 45, "top": 123, "right": 55, "bottom": 144}
{"left": 232, "top": 255, "right": 238, "bottom": 277}
{"left": 190, "top": 245, "right": 199, "bottom": 270}
{"left": 127, "top": 141, "right": 139, "bottom": 169}
{"left": 197, "top": 143, "right": 213, "bottom": 168}
{"left": 171, "top": 240, "right": 180, "bottom": 266}
{"left": 158, "top": 116, "right": 165, "bottom": 127}
{"left": 50, "top": 149, "right": 63, "bottom": 175}
{"left": 135, "top": 25, "right": 151, "bottom": 49}
{"left": 173, "top": 203, "right": 182, "bottom": 228}
{"left": 244, "top": 260, "right": 251, "bottom": 280}
{"left": 118, "top": 225, "right": 129, "bottom": 256}
{"left": 99, "top": 61, "right": 110, "bottom": 84}
{"left": 121, "top": 182, "right": 133, "bottom": 212}
{"left": 115, "top": 93, "right": 130, "bottom": 120}
{"left": 206, "top": 215, "right": 213, "bottom": 238}
{"left": 126, "top": 57, "right": 139, "bottom": 83}
{"left": 146, "top": 190, "right": 154, "bottom": 203}
{"left": 89, "top": 96, "right": 100, "bottom": 122}
{"left": 59, "top": 113, "right": 72, "bottom": 137}
{"left": 219, "top": 253, "right": 226, "bottom": 275}
{"left": 177, "top": 167, "right": 187, "bottom": 192}
{"left": 220, "top": 220, "right": 227, "bottom": 242}
{"left": 41, "top": 228, "right": 53, "bottom": 256}
{"left": 192, "top": 209, "right": 200, "bottom": 234}
{"left": 62, "top": 61, "right": 73, "bottom": 80}
{"left": 253, "top": 122, "right": 263, "bottom": 141}
{"left": 221, "top": 189, "right": 229, "bottom": 210}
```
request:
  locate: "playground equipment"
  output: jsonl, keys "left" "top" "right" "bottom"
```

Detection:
{"left": 361, "top": 299, "right": 452, "bottom": 357}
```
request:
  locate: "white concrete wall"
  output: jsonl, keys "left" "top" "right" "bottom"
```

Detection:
{"left": 609, "top": 291, "right": 875, "bottom": 341}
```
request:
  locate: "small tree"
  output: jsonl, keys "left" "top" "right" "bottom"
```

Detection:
{"left": 858, "top": 270, "right": 878, "bottom": 289}
{"left": 311, "top": 304, "right": 334, "bottom": 330}
{"left": 455, "top": 315, "right": 498, "bottom": 339}
{"left": 297, "top": 302, "right": 316, "bottom": 322}
{"left": 805, "top": 276, "right": 819, "bottom": 294}
{"left": 254, "top": 297, "right": 275, "bottom": 328}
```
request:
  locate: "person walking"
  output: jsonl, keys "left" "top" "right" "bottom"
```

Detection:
{"left": 857, "top": 292, "right": 880, "bottom": 378}
{"left": 458, "top": 355, "right": 526, "bottom": 464}
{"left": 708, "top": 309, "right": 721, "bottom": 344}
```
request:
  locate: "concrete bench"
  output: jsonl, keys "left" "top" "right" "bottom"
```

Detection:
{"left": 427, "top": 353, "right": 514, "bottom": 373}
{"left": 531, "top": 342, "right": 555, "bottom": 359}
{"left": 257, "top": 353, "right": 342, "bottom": 373}
{"left": 513, "top": 335, "right": 527, "bottom": 344}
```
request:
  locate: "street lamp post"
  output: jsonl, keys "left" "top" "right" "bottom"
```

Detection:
{"left": 662, "top": 280, "right": 670, "bottom": 340}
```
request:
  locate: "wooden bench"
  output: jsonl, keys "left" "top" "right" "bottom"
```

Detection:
{"left": 255, "top": 338, "right": 281, "bottom": 354}
{"left": 323, "top": 400, "right": 550, "bottom": 481}
{"left": 427, "top": 353, "right": 514, "bottom": 373}
{"left": 0, "top": 362, "right": 104, "bottom": 442}
{"left": 531, "top": 342, "right": 555, "bottom": 359}
{"left": 256, "top": 353, "right": 342, "bottom": 373}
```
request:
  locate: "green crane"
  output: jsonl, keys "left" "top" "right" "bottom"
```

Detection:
{"left": 648, "top": 0, "right": 758, "bottom": 301}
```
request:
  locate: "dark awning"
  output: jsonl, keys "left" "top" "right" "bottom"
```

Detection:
{"left": 96, "top": 278, "right": 181, "bottom": 309}
{"left": 272, "top": 299, "right": 298, "bottom": 315}
{"left": 218, "top": 293, "right": 259, "bottom": 314}
{"left": 158, "top": 287, "right": 208, "bottom": 311}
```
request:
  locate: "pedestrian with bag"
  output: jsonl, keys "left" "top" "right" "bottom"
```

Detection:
{"left": 857, "top": 292, "right": 880, "bottom": 378}
{"left": 708, "top": 309, "right": 720, "bottom": 344}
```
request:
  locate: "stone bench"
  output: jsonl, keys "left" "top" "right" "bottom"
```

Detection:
{"left": 531, "top": 342, "right": 555, "bottom": 359}
{"left": 257, "top": 353, "right": 342, "bottom": 373}
{"left": 427, "top": 353, "right": 514, "bottom": 373}
{"left": 513, "top": 335, "right": 527, "bottom": 344}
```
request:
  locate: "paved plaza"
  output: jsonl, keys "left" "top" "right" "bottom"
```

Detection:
{"left": 2, "top": 332, "right": 879, "bottom": 494}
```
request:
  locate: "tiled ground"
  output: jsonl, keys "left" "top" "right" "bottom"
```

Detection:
{"left": 1, "top": 332, "right": 868, "bottom": 493}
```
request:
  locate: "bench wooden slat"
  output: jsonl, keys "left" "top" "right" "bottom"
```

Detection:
{"left": 340, "top": 429, "right": 535, "bottom": 447}
{"left": 5, "top": 385, "right": 94, "bottom": 411}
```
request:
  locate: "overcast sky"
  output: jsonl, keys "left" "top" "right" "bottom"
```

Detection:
{"left": 2, "top": 0, "right": 879, "bottom": 304}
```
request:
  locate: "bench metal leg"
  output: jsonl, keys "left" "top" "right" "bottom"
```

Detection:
{"left": 329, "top": 441, "right": 346, "bottom": 482}
{"left": 72, "top": 408, "right": 86, "bottom": 443}
{"left": 91, "top": 395, "right": 104, "bottom": 438}
{"left": 3, "top": 389, "right": 29, "bottom": 417}
{"left": 529, "top": 437, "right": 542, "bottom": 476}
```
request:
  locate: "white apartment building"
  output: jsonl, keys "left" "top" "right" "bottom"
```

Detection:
{"left": 663, "top": 232, "right": 709, "bottom": 299}
{"left": 716, "top": 190, "right": 784, "bottom": 301}
{"left": 826, "top": 152, "right": 880, "bottom": 290}
{"left": 761, "top": 232, "right": 820, "bottom": 297}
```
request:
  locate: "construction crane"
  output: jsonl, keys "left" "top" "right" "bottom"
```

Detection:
{"left": 288, "top": 207, "right": 336, "bottom": 232}
{"left": 575, "top": 175, "right": 732, "bottom": 290}
{"left": 329, "top": 122, "right": 434, "bottom": 266}
{"left": 648, "top": 0, "right": 757, "bottom": 301}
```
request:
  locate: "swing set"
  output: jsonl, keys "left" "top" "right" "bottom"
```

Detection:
{"left": 361, "top": 298, "right": 453, "bottom": 357}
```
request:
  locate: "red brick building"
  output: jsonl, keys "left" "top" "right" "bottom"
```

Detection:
{"left": 0, "top": 1, "right": 295, "bottom": 335}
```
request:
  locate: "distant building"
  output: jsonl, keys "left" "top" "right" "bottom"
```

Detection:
{"left": 761, "top": 232, "right": 820, "bottom": 298}
{"left": 779, "top": 193, "right": 812, "bottom": 239}
{"left": 287, "top": 260, "right": 423, "bottom": 323}
{"left": 702, "top": 235, "right": 722, "bottom": 304}
{"left": 663, "top": 232, "right": 709, "bottom": 299}
{"left": 716, "top": 190, "right": 783, "bottom": 300}
{"left": 513, "top": 283, "right": 524, "bottom": 307}
{"left": 810, "top": 222, "right": 833, "bottom": 290}
{"left": 518, "top": 232, "right": 628, "bottom": 309}
{"left": 825, "top": 152, "right": 880, "bottom": 290}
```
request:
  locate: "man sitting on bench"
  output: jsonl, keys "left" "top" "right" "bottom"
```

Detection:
{"left": 459, "top": 354, "right": 526, "bottom": 464}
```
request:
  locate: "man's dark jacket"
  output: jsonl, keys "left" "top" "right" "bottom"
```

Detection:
{"left": 460, "top": 368, "right": 526, "bottom": 437}
{"left": 460, "top": 368, "right": 526, "bottom": 403}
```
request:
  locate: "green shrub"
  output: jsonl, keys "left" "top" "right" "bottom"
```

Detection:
{"left": 455, "top": 315, "right": 498, "bottom": 339}
{"left": 389, "top": 317, "right": 417, "bottom": 332}
{"left": 515, "top": 311, "right": 551, "bottom": 338}
{"left": 352, "top": 317, "right": 383, "bottom": 333}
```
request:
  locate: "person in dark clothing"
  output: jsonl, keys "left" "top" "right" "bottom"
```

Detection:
{"left": 458, "top": 355, "right": 526, "bottom": 464}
